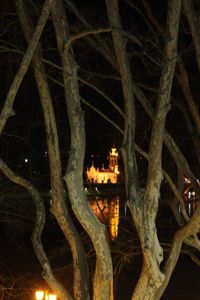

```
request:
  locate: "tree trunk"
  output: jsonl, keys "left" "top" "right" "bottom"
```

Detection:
{"left": 51, "top": 1, "right": 113, "bottom": 299}
{"left": 105, "top": 0, "right": 139, "bottom": 199}
{"left": 15, "top": 1, "right": 89, "bottom": 299}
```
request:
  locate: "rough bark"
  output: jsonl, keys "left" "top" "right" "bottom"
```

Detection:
{"left": 105, "top": 0, "right": 186, "bottom": 299}
{"left": 15, "top": 1, "right": 89, "bottom": 299}
{"left": 51, "top": 1, "right": 113, "bottom": 299}
{"left": 105, "top": 0, "right": 139, "bottom": 200}
{"left": 132, "top": 0, "right": 182, "bottom": 298}
{"left": 105, "top": 0, "right": 183, "bottom": 298}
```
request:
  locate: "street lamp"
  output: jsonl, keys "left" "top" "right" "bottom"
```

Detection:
{"left": 35, "top": 290, "right": 57, "bottom": 300}
{"left": 48, "top": 295, "right": 57, "bottom": 300}
{"left": 35, "top": 291, "right": 44, "bottom": 300}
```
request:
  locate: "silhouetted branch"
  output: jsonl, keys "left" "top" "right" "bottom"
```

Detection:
{"left": 0, "top": 0, "right": 53, "bottom": 134}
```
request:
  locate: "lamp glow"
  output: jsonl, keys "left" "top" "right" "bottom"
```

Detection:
{"left": 35, "top": 291, "right": 44, "bottom": 300}
{"left": 48, "top": 295, "right": 57, "bottom": 300}
{"left": 35, "top": 290, "right": 57, "bottom": 300}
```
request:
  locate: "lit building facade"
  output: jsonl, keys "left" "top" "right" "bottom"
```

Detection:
{"left": 86, "top": 147, "right": 119, "bottom": 184}
{"left": 89, "top": 197, "right": 120, "bottom": 240}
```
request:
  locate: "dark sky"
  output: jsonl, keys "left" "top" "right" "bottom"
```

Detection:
{"left": 0, "top": 0, "right": 199, "bottom": 183}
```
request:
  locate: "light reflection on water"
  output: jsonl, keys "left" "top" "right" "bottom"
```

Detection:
{"left": 88, "top": 197, "right": 120, "bottom": 240}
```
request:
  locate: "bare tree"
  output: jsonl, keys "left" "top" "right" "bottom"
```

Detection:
{"left": 0, "top": 0, "right": 199, "bottom": 299}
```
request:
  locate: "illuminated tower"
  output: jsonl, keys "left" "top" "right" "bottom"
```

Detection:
{"left": 108, "top": 146, "right": 119, "bottom": 174}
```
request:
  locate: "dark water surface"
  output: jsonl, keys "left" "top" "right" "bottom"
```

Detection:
{"left": 162, "top": 258, "right": 200, "bottom": 300}
{"left": 2, "top": 194, "right": 200, "bottom": 299}
{"left": 116, "top": 257, "right": 200, "bottom": 300}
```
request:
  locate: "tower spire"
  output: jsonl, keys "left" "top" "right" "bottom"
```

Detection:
{"left": 109, "top": 146, "right": 119, "bottom": 174}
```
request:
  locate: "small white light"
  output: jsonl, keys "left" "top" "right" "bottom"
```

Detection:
{"left": 24, "top": 158, "right": 28, "bottom": 163}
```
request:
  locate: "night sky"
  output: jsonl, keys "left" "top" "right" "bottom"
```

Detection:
{"left": 0, "top": 0, "right": 199, "bottom": 187}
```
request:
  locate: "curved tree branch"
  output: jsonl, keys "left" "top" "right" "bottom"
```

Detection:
{"left": 52, "top": 1, "right": 113, "bottom": 299}
{"left": 0, "top": 159, "right": 71, "bottom": 300}
{"left": 15, "top": 0, "right": 89, "bottom": 298}
{"left": 0, "top": 0, "right": 53, "bottom": 134}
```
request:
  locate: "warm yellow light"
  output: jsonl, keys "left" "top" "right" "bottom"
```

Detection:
{"left": 111, "top": 147, "right": 118, "bottom": 156}
{"left": 48, "top": 294, "right": 57, "bottom": 300}
{"left": 35, "top": 289, "right": 57, "bottom": 300}
{"left": 35, "top": 290, "right": 44, "bottom": 300}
